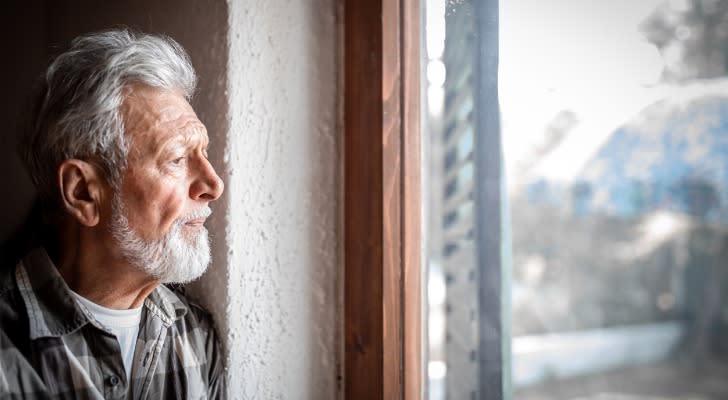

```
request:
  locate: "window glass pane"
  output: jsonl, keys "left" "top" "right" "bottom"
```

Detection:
{"left": 502, "top": 1, "right": 728, "bottom": 399}
{"left": 424, "top": 0, "right": 503, "bottom": 398}
{"left": 425, "top": 0, "right": 728, "bottom": 399}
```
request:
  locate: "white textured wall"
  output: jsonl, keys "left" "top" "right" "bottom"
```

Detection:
{"left": 191, "top": 1, "right": 340, "bottom": 398}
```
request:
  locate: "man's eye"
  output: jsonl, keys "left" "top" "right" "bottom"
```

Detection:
{"left": 171, "top": 157, "right": 185, "bottom": 165}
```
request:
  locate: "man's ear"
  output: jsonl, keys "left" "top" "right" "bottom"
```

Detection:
{"left": 57, "top": 159, "right": 107, "bottom": 227}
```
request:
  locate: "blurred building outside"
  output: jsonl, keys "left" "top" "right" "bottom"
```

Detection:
{"left": 426, "top": 1, "right": 728, "bottom": 399}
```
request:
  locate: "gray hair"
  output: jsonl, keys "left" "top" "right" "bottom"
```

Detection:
{"left": 21, "top": 29, "right": 197, "bottom": 208}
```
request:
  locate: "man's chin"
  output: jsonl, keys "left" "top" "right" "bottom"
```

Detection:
{"left": 110, "top": 195, "right": 213, "bottom": 285}
{"left": 159, "top": 262, "right": 210, "bottom": 285}
{"left": 161, "top": 232, "right": 211, "bottom": 284}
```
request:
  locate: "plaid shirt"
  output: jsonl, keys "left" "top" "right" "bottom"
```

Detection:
{"left": 0, "top": 248, "right": 226, "bottom": 399}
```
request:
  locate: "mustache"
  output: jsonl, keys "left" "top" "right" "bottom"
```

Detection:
{"left": 180, "top": 206, "right": 212, "bottom": 224}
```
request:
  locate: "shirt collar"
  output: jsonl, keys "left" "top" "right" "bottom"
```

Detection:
{"left": 16, "top": 248, "right": 187, "bottom": 340}
{"left": 144, "top": 284, "right": 188, "bottom": 325}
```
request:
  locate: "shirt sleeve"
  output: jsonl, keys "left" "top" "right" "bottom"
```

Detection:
{"left": 0, "top": 328, "right": 52, "bottom": 399}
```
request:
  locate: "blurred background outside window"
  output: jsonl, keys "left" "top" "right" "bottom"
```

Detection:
{"left": 425, "top": 0, "right": 728, "bottom": 399}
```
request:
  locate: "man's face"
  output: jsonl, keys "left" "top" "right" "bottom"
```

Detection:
{"left": 109, "top": 85, "right": 224, "bottom": 283}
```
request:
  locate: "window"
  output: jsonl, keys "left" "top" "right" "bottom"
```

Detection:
{"left": 424, "top": 0, "right": 728, "bottom": 399}
{"left": 343, "top": 1, "right": 422, "bottom": 399}
{"left": 424, "top": 0, "right": 504, "bottom": 398}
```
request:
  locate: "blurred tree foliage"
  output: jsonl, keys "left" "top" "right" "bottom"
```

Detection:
{"left": 640, "top": 0, "right": 728, "bottom": 82}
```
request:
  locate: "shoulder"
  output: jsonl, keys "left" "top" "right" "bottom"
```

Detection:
{"left": 154, "top": 284, "right": 222, "bottom": 356}
{"left": 0, "top": 262, "right": 30, "bottom": 357}
{"left": 0, "top": 260, "right": 17, "bottom": 297}
{"left": 155, "top": 285, "right": 224, "bottom": 378}
{"left": 0, "top": 263, "right": 24, "bottom": 324}
{"left": 162, "top": 284, "right": 217, "bottom": 331}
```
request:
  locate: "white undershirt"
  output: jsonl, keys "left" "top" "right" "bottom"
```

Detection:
{"left": 71, "top": 291, "right": 143, "bottom": 380}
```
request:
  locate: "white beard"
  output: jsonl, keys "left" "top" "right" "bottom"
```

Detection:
{"left": 109, "top": 196, "right": 212, "bottom": 284}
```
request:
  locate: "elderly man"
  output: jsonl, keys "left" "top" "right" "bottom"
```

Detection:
{"left": 0, "top": 30, "right": 225, "bottom": 399}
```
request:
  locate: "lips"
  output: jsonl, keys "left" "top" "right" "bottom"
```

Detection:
{"left": 185, "top": 217, "right": 207, "bottom": 227}
{"left": 182, "top": 207, "right": 212, "bottom": 227}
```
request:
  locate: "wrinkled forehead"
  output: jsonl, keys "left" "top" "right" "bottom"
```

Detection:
{"left": 121, "top": 85, "right": 207, "bottom": 156}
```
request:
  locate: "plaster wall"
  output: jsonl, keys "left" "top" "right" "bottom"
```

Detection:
{"left": 206, "top": 1, "right": 340, "bottom": 398}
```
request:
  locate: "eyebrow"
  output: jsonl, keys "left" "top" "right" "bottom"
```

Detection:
{"left": 155, "top": 129, "right": 209, "bottom": 156}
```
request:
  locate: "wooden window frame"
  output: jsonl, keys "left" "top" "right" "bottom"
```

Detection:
{"left": 343, "top": 0, "right": 422, "bottom": 399}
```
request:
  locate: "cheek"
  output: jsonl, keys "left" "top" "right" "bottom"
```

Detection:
{"left": 122, "top": 175, "right": 189, "bottom": 237}
{"left": 157, "top": 188, "right": 187, "bottom": 225}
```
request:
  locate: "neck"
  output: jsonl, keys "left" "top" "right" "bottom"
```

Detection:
{"left": 53, "top": 223, "right": 159, "bottom": 309}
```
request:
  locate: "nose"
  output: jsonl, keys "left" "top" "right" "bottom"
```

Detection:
{"left": 190, "top": 156, "right": 224, "bottom": 201}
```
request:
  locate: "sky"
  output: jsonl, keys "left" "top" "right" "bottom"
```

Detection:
{"left": 499, "top": 0, "right": 669, "bottom": 187}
